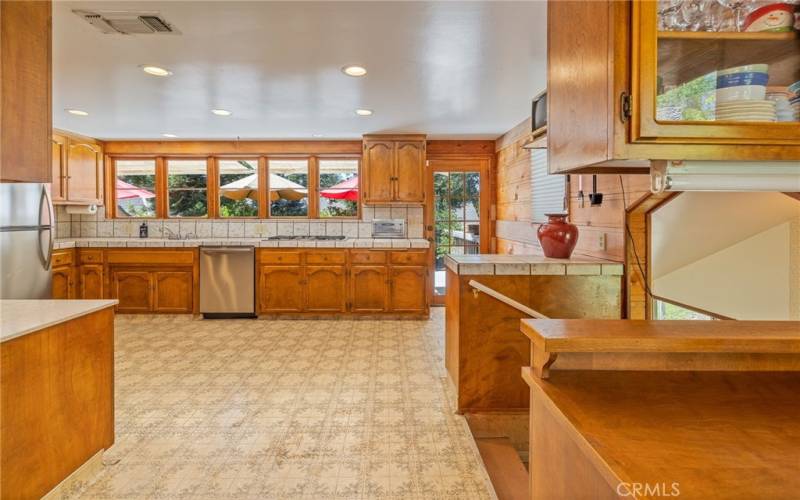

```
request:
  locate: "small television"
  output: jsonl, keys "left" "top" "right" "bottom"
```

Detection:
{"left": 531, "top": 90, "right": 547, "bottom": 133}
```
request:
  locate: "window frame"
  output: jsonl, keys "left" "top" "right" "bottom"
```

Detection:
{"left": 109, "top": 157, "right": 161, "bottom": 219}
{"left": 164, "top": 156, "right": 213, "bottom": 219}
{"left": 107, "top": 153, "right": 362, "bottom": 219}
{"left": 316, "top": 156, "right": 361, "bottom": 220}
{"left": 215, "top": 156, "right": 265, "bottom": 219}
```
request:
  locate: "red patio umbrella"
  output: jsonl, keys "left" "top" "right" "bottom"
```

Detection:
{"left": 116, "top": 179, "right": 155, "bottom": 200}
{"left": 320, "top": 175, "right": 359, "bottom": 201}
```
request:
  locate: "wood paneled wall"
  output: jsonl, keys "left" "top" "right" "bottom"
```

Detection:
{"left": 494, "top": 118, "right": 650, "bottom": 262}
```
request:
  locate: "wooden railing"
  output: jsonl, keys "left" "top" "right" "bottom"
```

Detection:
{"left": 468, "top": 280, "right": 549, "bottom": 319}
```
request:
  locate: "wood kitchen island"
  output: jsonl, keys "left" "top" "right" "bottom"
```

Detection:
{"left": 520, "top": 319, "right": 800, "bottom": 500}
{"left": 0, "top": 299, "right": 117, "bottom": 499}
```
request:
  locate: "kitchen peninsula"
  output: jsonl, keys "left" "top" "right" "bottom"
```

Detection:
{"left": 0, "top": 299, "right": 117, "bottom": 499}
{"left": 444, "top": 254, "right": 624, "bottom": 413}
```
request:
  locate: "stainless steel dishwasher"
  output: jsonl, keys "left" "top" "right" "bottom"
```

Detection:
{"left": 199, "top": 246, "right": 256, "bottom": 318}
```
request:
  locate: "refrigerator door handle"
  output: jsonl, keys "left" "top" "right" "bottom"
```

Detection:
{"left": 39, "top": 186, "right": 54, "bottom": 270}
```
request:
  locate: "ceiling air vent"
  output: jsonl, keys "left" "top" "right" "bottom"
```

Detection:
{"left": 73, "top": 10, "right": 180, "bottom": 35}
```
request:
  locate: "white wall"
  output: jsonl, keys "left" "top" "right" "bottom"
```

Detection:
{"left": 654, "top": 220, "right": 799, "bottom": 320}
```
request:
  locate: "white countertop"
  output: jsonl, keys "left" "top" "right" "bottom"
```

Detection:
{"left": 444, "top": 254, "right": 623, "bottom": 276}
{"left": 0, "top": 300, "right": 118, "bottom": 343}
{"left": 54, "top": 237, "right": 430, "bottom": 249}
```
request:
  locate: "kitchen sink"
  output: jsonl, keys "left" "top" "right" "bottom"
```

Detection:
{"left": 263, "top": 235, "right": 347, "bottom": 241}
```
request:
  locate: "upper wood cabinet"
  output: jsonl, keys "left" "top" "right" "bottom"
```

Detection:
{"left": 52, "top": 131, "right": 104, "bottom": 204}
{"left": 362, "top": 135, "right": 426, "bottom": 203}
{"left": 547, "top": 0, "right": 800, "bottom": 174}
{"left": 0, "top": 1, "right": 52, "bottom": 183}
{"left": 51, "top": 134, "right": 67, "bottom": 201}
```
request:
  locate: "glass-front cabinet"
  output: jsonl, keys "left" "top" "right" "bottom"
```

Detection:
{"left": 634, "top": 0, "right": 800, "bottom": 143}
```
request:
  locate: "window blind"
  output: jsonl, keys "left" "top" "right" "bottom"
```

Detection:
{"left": 530, "top": 148, "right": 566, "bottom": 223}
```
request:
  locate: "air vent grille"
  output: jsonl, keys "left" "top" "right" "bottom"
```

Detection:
{"left": 73, "top": 10, "right": 179, "bottom": 35}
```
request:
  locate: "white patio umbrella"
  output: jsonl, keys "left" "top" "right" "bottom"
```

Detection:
{"left": 220, "top": 174, "right": 307, "bottom": 201}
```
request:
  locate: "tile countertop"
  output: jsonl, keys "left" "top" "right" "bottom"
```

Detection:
{"left": 0, "top": 299, "right": 118, "bottom": 343}
{"left": 54, "top": 238, "right": 430, "bottom": 250}
{"left": 444, "top": 254, "right": 623, "bottom": 276}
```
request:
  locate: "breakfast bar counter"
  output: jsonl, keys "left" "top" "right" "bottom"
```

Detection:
{"left": 1, "top": 299, "right": 117, "bottom": 499}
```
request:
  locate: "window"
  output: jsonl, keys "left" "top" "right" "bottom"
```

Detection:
{"left": 269, "top": 159, "right": 308, "bottom": 217}
{"left": 114, "top": 159, "right": 157, "bottom": 217}
{"left": 318, "top": 159, "right": 359, "bottom": 217}
{"left": 219, "top": 159, "right": 258, "bottom": 217}
{"left": 653, "top": 299, "right": 715, "bottom": 320}
{"left": 531, "top": 148, "right": 566, "bottom": 223}
{"left": 167, "top": 159, "right": 208, "bottom": 217}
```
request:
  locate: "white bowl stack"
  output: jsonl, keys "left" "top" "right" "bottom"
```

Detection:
{"left": 715, "top": 64, "right": 776, "bottom": 122}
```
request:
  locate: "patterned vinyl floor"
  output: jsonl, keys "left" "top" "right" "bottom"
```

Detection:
{"left": 69, "top": 309, "right": 495, "bottom": 500}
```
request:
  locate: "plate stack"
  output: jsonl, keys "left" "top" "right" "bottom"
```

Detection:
{"left": 715, "top": 64, "right": 775, "bottom": 122}
{"left": 788, "top": 80, "right": 800, "bottom": 122}
{"left": 766, "top": 87, "right": 797, "bottom": 122}
{"left": 716, "top": 100, "right": 776, "bottom": 122}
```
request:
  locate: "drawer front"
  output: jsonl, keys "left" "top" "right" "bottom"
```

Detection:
{"left": 390, "top": 250, "right": 428, "bottom": 265}
{"left": 106, "top": 250, "right": 194, "bottom": 266}
{"left": 79, "top": 250, "right": 104, "bottom": 264}
{"left": 52, "top": 249, "right": 74, "bottom": 267}
{"left": 350, "top": 250, "right": 387, "bottom": 265}
{"left": 306, "top": 251, "right": 346, "bottom": 265}
{"left": 259, "top": 250, "right": 302, "bottom": 265}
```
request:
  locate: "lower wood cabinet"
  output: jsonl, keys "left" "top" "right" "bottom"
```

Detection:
{"left": 258, "top": 249, "right": 429, "bottom": 316}
{"left": 110, "top": 268, "right": 193, "bottom": 314}
{"left": 259, "top": 266, "right": 305, "bottom": 313}
{"left": 389, "top": 266, "right": 427, "bottom": 313}
{"left": 78, "top": 264, "right": 104, "bottom": 299}
{"left": 51, "top": 265, "right": 74, "bottom": 299}
{"left": 306, "top": 266, "right": 347, "bottom": 313}
{"left": 350, "top": 266, "right": 389, "bottom": 313}
{"left": 111, "top": 270, "right": 152, "bottom": 313}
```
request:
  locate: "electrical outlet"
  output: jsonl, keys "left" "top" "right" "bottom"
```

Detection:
{"left": 597, "top": 232, "right": 607, "bottom": 251}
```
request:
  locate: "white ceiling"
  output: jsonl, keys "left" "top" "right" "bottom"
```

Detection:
{"left": 53, "top": 1, "right": 547, "bottom": 140}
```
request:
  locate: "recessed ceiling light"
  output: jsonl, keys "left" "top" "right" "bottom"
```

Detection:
{"left": 66, "top": 109, "right": 89, "bottom": 116}
{"left": 162, "top": 133, "right": 178, "bottom": 138}
{"left": 355, "top": 108, "right": 373, "bottom": 116}
{"left": 211, "top": 109, "right": 232, "bottom": 116}
{"left": 342, "top": 65, "right": 367, "bottom": 77}
{"left": 141, "top": 65, "right": 172, "bottom": 77}
{"left": 312, "top": 134, "right": 324, "bottom": 138}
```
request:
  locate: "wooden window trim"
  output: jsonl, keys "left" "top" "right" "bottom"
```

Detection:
{"left": 215, "top": 157, "right": 260, "bottom": 219}
{"left": 317, "top": 156, "right": 361, "bottom": 220}
{"left": 267, "top": 156, "right": 313, "bottom": 219}
{"left": 108, "top": 152, "right": 364, "bottom": 220}
{"left": 164, "top": 157, "right": 211, "bottom": 219}
{"left": 108, "top": 157, "right": 161, "bottom": 219}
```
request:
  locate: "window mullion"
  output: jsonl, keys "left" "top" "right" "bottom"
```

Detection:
{"left": 309, "top": 156, "right": 319, "bottom": 219}
{"left": 156, "top": 157, "right": 167, "bottom": 219}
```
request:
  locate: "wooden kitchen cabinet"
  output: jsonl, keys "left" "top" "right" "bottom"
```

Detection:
{"left": 111, "top": 270, "right": 152, "bottom": 313}
{"left": 153, "top": 271, "right": 193, "bottom": 313}
{"left": 257, "top": 249, "right": 429, "bottom": 316}
{"left": 66, "top": 139, "right": 103, "bottom": 203}
{"left": 389, "top": 266, "right": 427, "bottom": 313}
{"left": 306, "top": 266, "right": 347, "bottom": 313}
{"left": 259, "top": 265, "right": 305, "bottom": 313}
{"left": 362, "top": 135, "right": 426, "bottom": 203}
{"left": 78, "top": 264, "right": 104, "bottom": 299}
{"left": 52, "top": 131, "right": 104, "bottom": 204}
{"left": 0, "top": 0, "right": 51, "bottom": 183}
{"left": 52, "top": 134, "right": 67, "bottom": 201}
{"left": 546, "top": 0, "right": 800, "bottom": 174}
{"left": 350, "top": 266, "right": 389, "bottom": 313}
{"left": 51, "top": 249, "right": 75, "bottom": 299}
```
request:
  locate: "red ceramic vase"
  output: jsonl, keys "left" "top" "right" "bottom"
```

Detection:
{"left": 537, "top": 213, "right": 578, "bottom": 259}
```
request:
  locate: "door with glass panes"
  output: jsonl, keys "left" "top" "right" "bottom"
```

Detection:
{"left": 427, "top": 159, "right": 491, "bottom": 305}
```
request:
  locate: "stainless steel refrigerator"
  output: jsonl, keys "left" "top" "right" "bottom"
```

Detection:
{"left": 0, "top": 183, "right": 54, "bottom": 299}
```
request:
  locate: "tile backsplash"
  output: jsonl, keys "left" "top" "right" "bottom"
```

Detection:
{"left": 55, "top": 205, "right": 425, "bottom": 240}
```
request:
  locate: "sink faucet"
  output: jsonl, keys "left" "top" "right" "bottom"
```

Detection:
{"left": 162, "top": 227, "right": 180, "bottom": 240}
